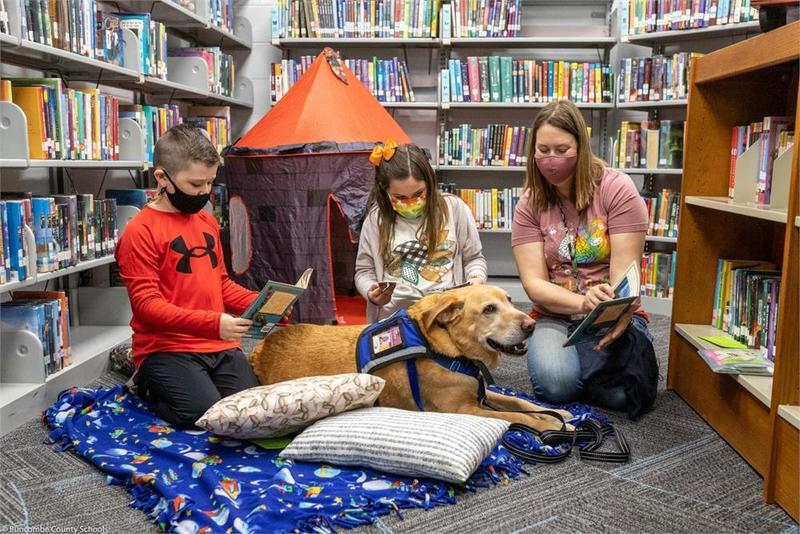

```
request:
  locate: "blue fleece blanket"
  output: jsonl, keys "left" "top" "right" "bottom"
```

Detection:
{"left": 45, "top": 385, "right": 603, "bottom": 533}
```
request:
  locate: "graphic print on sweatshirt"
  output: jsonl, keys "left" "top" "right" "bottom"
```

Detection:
{"left": 169, "top": 232, "right": 218, "bottom": 274}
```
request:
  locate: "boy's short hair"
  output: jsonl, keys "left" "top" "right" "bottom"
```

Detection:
{"left": 153, "top": 123, "right": 222, "bottom": 175}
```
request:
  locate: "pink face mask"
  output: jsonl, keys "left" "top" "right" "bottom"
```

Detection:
{"left": 535, "top": 155, "right": 578, "bottom": 185}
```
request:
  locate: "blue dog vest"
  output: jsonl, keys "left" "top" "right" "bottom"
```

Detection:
{"left": 355, "top": 309, "right": 481, "bottom": 410}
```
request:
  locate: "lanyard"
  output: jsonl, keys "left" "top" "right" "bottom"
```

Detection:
{"left": 557, "top": 200, "right": 579, "bottom": 290}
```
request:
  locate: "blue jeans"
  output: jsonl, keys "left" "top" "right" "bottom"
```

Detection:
{"left": 527, "top": 315, "right": 652, "bottom": 410}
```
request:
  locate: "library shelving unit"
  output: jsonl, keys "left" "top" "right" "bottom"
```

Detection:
{"left": 0, "top": 1, "right": 254, "bottom": 437}
{"left": 668, "top": 22, "right": 799, "bottom": 520}
{"left": 614, "top": 14, "right": 762, "bottom": 316}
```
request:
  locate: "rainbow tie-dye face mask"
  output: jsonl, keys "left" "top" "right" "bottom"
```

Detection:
{"left": 390, "top": 192, "right": 427, "bottom": 219}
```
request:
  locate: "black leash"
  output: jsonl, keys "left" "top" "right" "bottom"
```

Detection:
{"left": 463, "top": 357, "right": 630, "bottom": 464}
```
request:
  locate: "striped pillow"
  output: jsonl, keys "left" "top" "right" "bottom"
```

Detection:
{"left": 280, "top": 407, "right": 509, "bottom": 484}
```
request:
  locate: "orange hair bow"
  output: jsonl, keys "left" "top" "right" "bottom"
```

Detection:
{"left": 369, "top": 139, "right": 398, "bottom": 167}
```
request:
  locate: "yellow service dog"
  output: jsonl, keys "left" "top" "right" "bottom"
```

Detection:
{"left": 249, "top": 285, "right": 571, "bottom": 431}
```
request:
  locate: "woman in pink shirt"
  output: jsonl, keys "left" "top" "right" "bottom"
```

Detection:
{"left": 512, "top": 100, "right": 658, "bottom": 418}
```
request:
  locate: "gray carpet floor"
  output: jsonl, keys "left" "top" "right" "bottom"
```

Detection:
{"left": 1, "top": 315, "right": 797, "bottom": 533}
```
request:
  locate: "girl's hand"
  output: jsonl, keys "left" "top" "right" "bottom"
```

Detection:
{"left": 581, "top": 283, "right": 615, "bottom": 313}
{"left": 595, "top": 299, "right": 639, "bottom": 350}
{"left": 219, "top": 313, "right": 252, "bottom": 340}
{"left": 467, "top": 276, "right": 485, "bottom": 285}
{"left": 368, "top": 282, "right": 394, "bottom": 306}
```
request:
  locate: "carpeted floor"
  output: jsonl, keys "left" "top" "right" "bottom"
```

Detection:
{"left": 0, "top": 315, "right": 797, "bottom": 533}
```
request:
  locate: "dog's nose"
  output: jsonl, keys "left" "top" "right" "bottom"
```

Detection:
{"left": 521, "top": 316, "right": 535, "bottom": 336}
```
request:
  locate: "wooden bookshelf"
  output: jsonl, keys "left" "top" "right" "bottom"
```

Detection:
{"left": 624, "top": 21, "right": 761, "bottom": 45}
{"left": 668, "top": 22, "right": 799, "bottom": 521}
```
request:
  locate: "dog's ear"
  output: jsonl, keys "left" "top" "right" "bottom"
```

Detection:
{"left": 413, "top": 292, "right": 465, "bottom": 356}
{"left": 418, "top": 292, "right": 465, "bottom": 331}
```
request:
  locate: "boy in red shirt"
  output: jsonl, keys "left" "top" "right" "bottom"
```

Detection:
{"left": 116, "top": 124, "right": 259, "bottom": 428}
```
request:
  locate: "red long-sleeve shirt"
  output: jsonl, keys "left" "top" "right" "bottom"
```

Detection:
{"left": 115, "top": 205, "right": 258, "bottom": 368}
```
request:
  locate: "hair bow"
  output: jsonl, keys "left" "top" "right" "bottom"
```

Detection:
{"left": 369, "top": 139, "right": 398, "bottom": 167}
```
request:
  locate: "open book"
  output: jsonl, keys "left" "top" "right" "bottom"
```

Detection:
{"left": 241, "top": 268, "right": 313, "bottom": 338}
{"left": 563, "top": 262, "right": 640, "bottom": 347}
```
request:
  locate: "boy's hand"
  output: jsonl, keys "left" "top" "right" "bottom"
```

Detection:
{"left": 220, "top": 313, "right": 252, "bottom": 340}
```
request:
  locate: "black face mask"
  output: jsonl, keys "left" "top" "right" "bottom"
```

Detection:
{"left": 160, "top": 169, "right": 210, "bottom": 215}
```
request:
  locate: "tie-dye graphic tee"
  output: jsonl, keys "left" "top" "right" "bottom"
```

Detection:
{"left": 512, "top": 168, "right": 647, "bottom": 311}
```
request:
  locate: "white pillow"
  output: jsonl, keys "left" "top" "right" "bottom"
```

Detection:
{"left": 280, "top": 407, "right": 509, "bottom": 484}
{"left": 196, "top": 373, "right": 385, "bottom": 439}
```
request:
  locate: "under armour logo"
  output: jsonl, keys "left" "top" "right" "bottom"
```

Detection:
{"left": 170, "top": 233, "right": 218, "bottom": 274}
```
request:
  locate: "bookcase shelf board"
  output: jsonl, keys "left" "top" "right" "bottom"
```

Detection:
{"left": 479, "top": 228, "right": 513, "bottom": 233}
{"left": 685, "top": 196, "right": 788, "bottom": 224}
{"left": 0, "top": 159, "right": 29, "bottom": 168}
{"left": 795, "top": 216, "right": 799, "bottom": 227}
{"left": 692, "top": 22, "right": 798, "bottom": 83}
{"left": 436, "top": 165, "right": 526, "bottom": 172}
{"left": 674, "top": 323, "right": 773, "bottom": 406}
{"left": 445, "top": 36, "right": 617, "bottom": 48}
{"left": 27, "top": 160, "right": 146, "bottom": 169}
{"left": 778, "top": 405, "right": 800, "bottom": 430}
{"left": 0, "top": 32, "right": 19, "bottom": 46}
{"left": 624, "top": 21, "right": 761, "bottom": 45}
{"left": 645, "top": 235, "right": 678, "bottom": 243}
{"left": 614, "top": 168, "right": 683, "bottom": 175}
{"left": 444, "top": 102, "right": 614, "bottom": 109}
{"left": 616, "top": 99, "right": 688, "bottom": 109}
{"left": 641, "top": 295, "right": 673, "bottom": 316}
{"left": 383, "top": 101, "right": 440, "bottom": 108}
{"left": 273, "top": 38, "right": 441, "bottom": 48}
{"left": 0, "top": 256, "right": 117, "bottom": 296}
{"left": 0, "top": 39, "right": 141, "bottom": 81}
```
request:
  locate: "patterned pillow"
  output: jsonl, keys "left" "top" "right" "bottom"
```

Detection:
{"left": 280, "top": 407, "right": 510, "bottom": 484}
{"left": 196, "top": 373, "right": 385, "bottom": 439}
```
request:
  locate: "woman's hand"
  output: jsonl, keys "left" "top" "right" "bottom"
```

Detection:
{"left": 367, "top": 282, "right": 394, "bottom": 306}
{"left": 219, "top": 313, "right": 253, "bottom": 341}
{"left": 594, "top": 299, "right": 639, "bottom": 350}
{"left": 581, "top": 283, "right": 615, "bottom": 313}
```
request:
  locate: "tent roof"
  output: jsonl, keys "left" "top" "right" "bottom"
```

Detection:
{"left": 235, "top": 51, "right": 412, "bottom": 150}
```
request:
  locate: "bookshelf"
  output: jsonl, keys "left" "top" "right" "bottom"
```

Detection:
{"left": 616, "top": 99, "right": 688, "bottom": 109}
{"left": 0, "top": 0, "right": 255, "bottom": 437}
{"left": 668, "top": 22, "right": 799, "bottom": 520}
{"left": 623, "top": 21, "right": 761, "bottom": 45}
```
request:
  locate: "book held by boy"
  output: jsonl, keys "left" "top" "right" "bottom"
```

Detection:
{"left": 242, "top": 268, "right": 314, "bottom": 338}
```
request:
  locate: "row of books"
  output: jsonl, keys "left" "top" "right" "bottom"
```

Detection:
{"left": 208, "top": 0, "right": 236, "bottom": 32}
{"left": 444, "top": 0, "right": 520, "bottom": 38}
{"left": 184, "top": 106, "right": 232, "bottom": 158}
{"left": 272, "top": 0, "right": 442, "bottom": 38}
{"left": 711, "top": 259, "right": 781, "bottom": 361}
{"left": 437, "top": 123, "right": 532, "bottom": 168}
{"left": 171, "top": 47, "right": 236, "bottom": 97}
{"left": 438, "top": 184, "right": 524, "bottom": 230}
{"left": 120, "top": 13, "right": 168, "bottom": 79}
{"left": 103, "top": 185, "right": 229, "bottom": 229}
{"left": 644, "top": 189, "right": 680, "bottom": 238}
{"left": 611, "top": 120, "right": 684, "bottom": 170}
{"left": 728, "top": 116, "right": 794, "bottom": 204}
{"left": 617, "top": 53, "right": 700, "bottom": 103}
{"left": 271, "top": 56, "right": 416, "bottom": 103}
{"left": 2, "top": 79, "right": 120, "bottom": 161}
{"left": 1, "top": 291, "right": 72, "bottom": 377}
{"left": 640, "top": 251, "right": 676, "bottom": 299}
{"left": 0, "top": 194, "right": 117, "bottom": 284}
{"left": 441, "top": 58, "right": 613, "bottom": 104}
{"left": 621, "top": 0, "right": 758, "bottom": 35}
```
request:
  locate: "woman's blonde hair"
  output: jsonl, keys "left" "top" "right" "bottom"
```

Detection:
{"left": 524, "top": 100, "right": 606, "bottom": 212}
{"left": 365, "top": 144, "right": 448, "bottom": 264}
